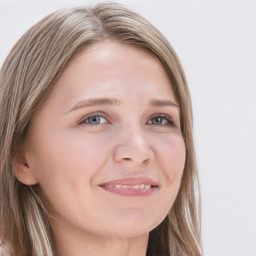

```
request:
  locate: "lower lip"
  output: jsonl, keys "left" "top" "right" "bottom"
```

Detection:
{"left": 99, "top": 185, "right": 158, "bottom": 196}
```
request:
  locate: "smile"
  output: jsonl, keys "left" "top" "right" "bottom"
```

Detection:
{"left": 99, "top": 177, "right": 159, "bottom": 196}
{"left": 102, "top": 184, "right": 153, "bottom": 189}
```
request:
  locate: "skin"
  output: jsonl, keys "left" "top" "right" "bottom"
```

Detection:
{"left": 15, "top": 41, "right": 186, "bottom": 256}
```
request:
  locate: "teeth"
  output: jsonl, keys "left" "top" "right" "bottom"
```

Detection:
{"left": 106, "top": 184, "right": 152, "bottom": 190}
{"left": 132, "top": 185, "right": 140, "bottom": 190}
{"left": 140, "top": 184, "right": 145, "bottom": 189}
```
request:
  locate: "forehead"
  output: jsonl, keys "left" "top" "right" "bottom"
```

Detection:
{"left": 39, "top": 40, "right": 177, "bottom": 111}
{"left": 67, "top": 40, "right": 167, "bottom": 76}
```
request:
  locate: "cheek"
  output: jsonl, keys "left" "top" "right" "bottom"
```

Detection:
{"left": 27, "top": 130, "right": 113, "bottom": 220}
{"left": 28, "top": 129, "right": 111, "bottom": 191}
{"left": 145, "top": 133, "right": 185, "bottom": 225}
{"left": 157, "top": 133, "right": 186, "bottom": 182}
{"left": 162, "top": 133, "right": 186, "bottom": 163}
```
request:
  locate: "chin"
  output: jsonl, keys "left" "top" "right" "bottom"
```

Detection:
{"left": 105, "top": 209, "right": 162, "bottom": 238}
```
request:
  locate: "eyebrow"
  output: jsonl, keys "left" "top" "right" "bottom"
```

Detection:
{"left": 149, "top": 99, "right": 179, "bottom": 108}
{"left": 67, "top": 97, "right": 121, "bottom": 113}
{"left": 67, "top": 97, "right": 179, "bottom": 113}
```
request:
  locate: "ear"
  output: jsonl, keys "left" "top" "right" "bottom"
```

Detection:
{"left": 12, "top": 151, "right": 39, "bottom": 185}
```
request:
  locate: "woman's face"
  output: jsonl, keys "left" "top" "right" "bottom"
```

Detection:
{"left": 21, "top": 41, "right": 185, "bottom": 240}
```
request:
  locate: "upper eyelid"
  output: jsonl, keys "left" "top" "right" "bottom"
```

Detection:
{"left": 149, "top": 113, "right": 173, "bottom": 118}
{"left": 148, "top": 113, "right": 176, "bottom": 121}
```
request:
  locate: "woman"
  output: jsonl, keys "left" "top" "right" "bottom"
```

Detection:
{"left": 0, "top": 2, "right": 202, "bottom": 256}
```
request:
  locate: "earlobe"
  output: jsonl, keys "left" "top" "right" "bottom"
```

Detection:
{"left": 12, "top": 152, "right": 39, "bottom": 185}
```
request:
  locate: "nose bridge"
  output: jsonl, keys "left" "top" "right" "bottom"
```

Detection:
{"left": 113, "top": 121, "right": 154, "bottom": 165}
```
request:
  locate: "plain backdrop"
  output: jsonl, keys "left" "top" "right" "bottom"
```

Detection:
{"left": 0, "top": 0, "right": 255, "bottom": 255}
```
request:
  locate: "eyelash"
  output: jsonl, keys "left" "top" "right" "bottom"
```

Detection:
{"left": 78, "top": 112, "right": 108, "bottom": 125}
{"left": 78, "top": 113, "right": 176, "bottom": 127}
{"left": 148, "top": 114, "right": 176, "bottom": 127}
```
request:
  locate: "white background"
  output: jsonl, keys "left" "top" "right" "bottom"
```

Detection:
{"left": 0, "top": 0, "right": 255, "bottom": 255}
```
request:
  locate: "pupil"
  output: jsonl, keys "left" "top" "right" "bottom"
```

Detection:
{"left": 90, "top": 116, "right": 99, "bottom": 123}
{"left": 153, "top": 117, "right": 162, "bottom": 124}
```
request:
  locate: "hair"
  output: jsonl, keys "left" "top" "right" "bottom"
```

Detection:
{"left": 0, "top": 2, "right": 202, "bottom": 256}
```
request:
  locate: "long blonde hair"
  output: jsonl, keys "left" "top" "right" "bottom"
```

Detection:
{"left": 0, "top": 3, "right": 202, "bottom": 256}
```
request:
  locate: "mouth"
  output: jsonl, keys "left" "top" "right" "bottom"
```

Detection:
{"left": 99, "top": 177, "right": 159, "bottom": 196}
{"left": 101, "top": 184, "right": 157, "bottom": 189}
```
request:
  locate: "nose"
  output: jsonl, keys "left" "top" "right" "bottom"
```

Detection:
{"left": 113, "top": 127, "right": 154, "bottom": 166}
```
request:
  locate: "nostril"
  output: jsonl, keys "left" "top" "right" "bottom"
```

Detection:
{"left": 123, "top": 157, "right": 132, "bottom": 161}
{"left": 143, "top": 159, "right": 150, "bottom": 165}
{"left": 114, "top": 144, "right": 154, "bottom": 165}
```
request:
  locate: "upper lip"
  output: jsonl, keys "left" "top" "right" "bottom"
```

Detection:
{"left": 99, "top": 176, "right": 159, "bottom": 187}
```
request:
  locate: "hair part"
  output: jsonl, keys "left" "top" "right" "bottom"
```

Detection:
{"left": 0, "top": 3, "right": 202, "bottom": 256}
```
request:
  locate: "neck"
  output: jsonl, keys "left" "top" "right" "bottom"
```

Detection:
{"left": 53, "top": 225, "right": 149, "bottom": 256}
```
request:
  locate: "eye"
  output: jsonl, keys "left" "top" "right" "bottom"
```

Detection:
{"left": 79, "top": 114, "right": 108, "bottom": 125}
{"left": 148, "top": 114, "right": 176, "bottom": 127}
